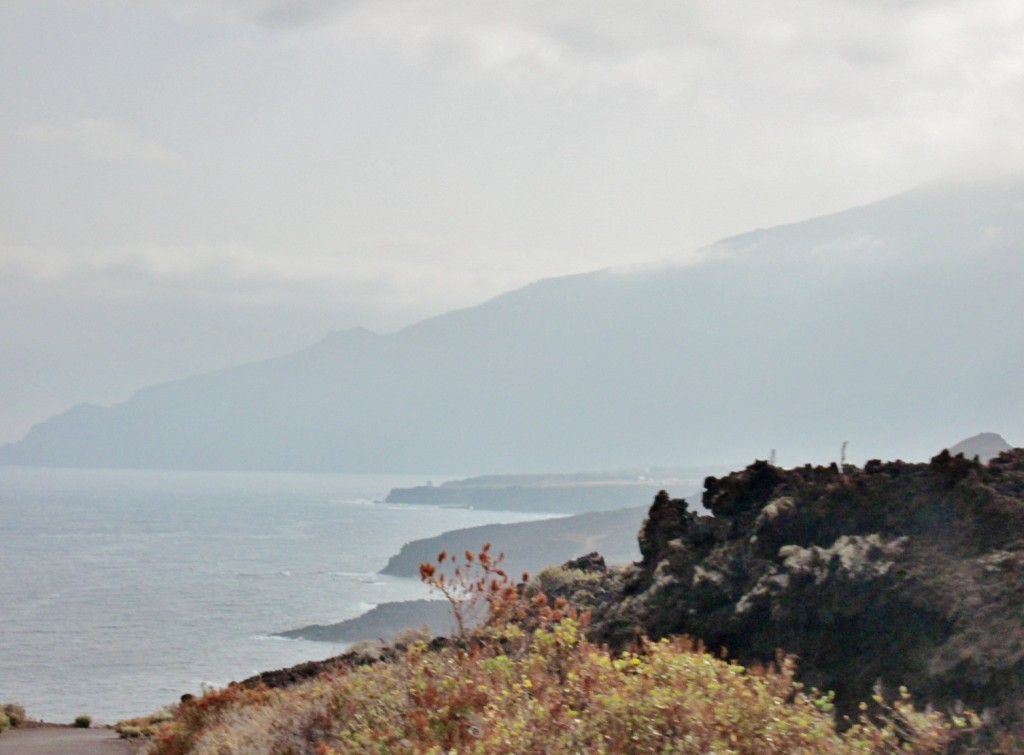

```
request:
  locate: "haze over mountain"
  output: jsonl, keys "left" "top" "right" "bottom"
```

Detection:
{"left": 2, "top": 179, "right": 1021, "bottom": 473}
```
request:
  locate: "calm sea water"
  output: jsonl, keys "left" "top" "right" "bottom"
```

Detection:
{"left": 0, "top": 467, "right": 546, "bottom": 724}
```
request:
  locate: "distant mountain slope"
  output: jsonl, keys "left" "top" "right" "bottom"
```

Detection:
{"left": 2, "top": 178, "right": 1023, "bottom": 472}
{"left": 948, "top": 432, "right": 1012, "bottom": 463}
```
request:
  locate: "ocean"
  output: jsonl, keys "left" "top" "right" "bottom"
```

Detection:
{"left": 0, "top": 467, "right": 546, "bottom": 724}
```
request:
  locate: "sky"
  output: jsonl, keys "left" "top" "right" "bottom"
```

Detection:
{"left": 2, "top": 0, "right": 1024, "bottom": 442}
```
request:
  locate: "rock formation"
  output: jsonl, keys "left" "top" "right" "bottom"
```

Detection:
{"left": 547, "top": 450, "right": 1024, "bottom": 731}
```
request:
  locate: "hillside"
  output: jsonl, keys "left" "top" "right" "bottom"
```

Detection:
{"left": 2, "top": 178, "right": 1023, "bottom": 472}
{"left": 379, "top": 506, "right": 646, "bottom": 582}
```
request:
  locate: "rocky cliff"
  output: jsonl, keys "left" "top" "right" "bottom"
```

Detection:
{"left": 546, "top": 449, "right": 1024, "bottom": 731}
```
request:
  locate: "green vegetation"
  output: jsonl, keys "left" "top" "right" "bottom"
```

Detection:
{"left": 3, "top": 703, "right": 26, "bottom": 728}
{"left": 0, "top": 702, "right": 26, "bottom": 732}
{"left": 73, "top": 714, "right": 92, "bottom": 728}
{"left": 535, "top": 563, "right": 605, "bottom": 594}
{"left": 151, "top": 628, "right": 968, "bottom": 754}
{"left": 116, "top": 707, "right": 175, "bottom": 738}
{"left": 141, "top": 546, "right": 971, "bottom": 754}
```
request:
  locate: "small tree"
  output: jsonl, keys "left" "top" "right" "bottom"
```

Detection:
{"left": 419, "top": 543, "right": 521, "bottom": 640}
{"left": 419, "top": 543, "right": 586, "bottom": 646}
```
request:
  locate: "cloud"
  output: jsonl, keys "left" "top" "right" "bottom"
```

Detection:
{"left": 19, "top": 119, "right": 178, "bottom": 165}
{"left": 6, "top": 0, "right": 1024, "bottom": 292}
{"left": 253, "top": 0, "right": 354, "bottom": 27}
{"left": 294, "top": 0, "right": 1019, "bottom": 141}
{"left": 0, "top": 241, "right": 580, "bottom": 324}
{"left": 321, "top": 0, "right": 1024, "bottom": 192}
{"left": 137, "top": 0, "right": 357, "bottom": 27}
{"left": 129, "top": 0, "right": 1024, "bottom": 115}
{"left": 129, "top": 0, "right": 1024, "bottom": 160}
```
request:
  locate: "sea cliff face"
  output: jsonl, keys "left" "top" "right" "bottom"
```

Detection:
{"left": 546, "top": 449, "right": 1024, "bottom": 728}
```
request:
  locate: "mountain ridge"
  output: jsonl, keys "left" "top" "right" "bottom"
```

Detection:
{"left": 3, "top": 178, "right": 1022, "bottom": 472}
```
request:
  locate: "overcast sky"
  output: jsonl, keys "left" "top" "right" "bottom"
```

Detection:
{"left": 2, "top": 0, "right": 1024, "bottom": 441}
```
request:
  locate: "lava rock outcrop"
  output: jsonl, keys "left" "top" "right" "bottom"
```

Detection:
{"left": 550, "top": 450, "right": 1024, "bottom": 728}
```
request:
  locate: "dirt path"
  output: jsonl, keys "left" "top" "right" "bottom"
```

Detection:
{"left": 0, "top": 727, "right": 137, "bottom": 755}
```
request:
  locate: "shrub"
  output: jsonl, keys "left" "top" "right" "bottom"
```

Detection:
{"left": 418, "top": 543, "right": 521, "bottom": 640}
{"left": 148, "top": 620, "right": 967, "bottom": 754}
{"left": 0, "top": 709, "right": 9, "bottom": 733}
{"left": 535, "top": 565, "right": 603, "bottom": 594}
{"left": 391, "top": 625, "right": 432, "bottom": 646}
{"left": 73, "top": 714, "right": 92, "bottom": 728}
{"left": 149, "top": 683, "right": 272, "bottom": 754}
{"left": 346, "top": 638, "right": 386, "bottom": 660}
{"left": 115, "top": 707, "right": 176, "bottom": 739}
{"left": 1, "top": 703, "right": 26, "bottom": 728}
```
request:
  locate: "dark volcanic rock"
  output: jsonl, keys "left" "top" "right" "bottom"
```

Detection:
{"left": 638, "top": 490, "right": 688, "bottom": 568}
{"left": 703, "top": 460, "right": 786, "bottom": 518}
{"left": 563, "top": 551, "right": 607, "bottom": 573}
{"left": 549, "top": 449, "right": 1024, "bottom": 730}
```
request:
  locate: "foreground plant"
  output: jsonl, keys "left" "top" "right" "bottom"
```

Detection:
{"left": 147, "top": 622, "right": 969, "bottom": 754}
{"left": 0, "top": 703, "right": 26, "bottom": 732}
{"left": 418, "top": 542, "right": 523, "bottom": 639}
{"left": 144, "top": 546, "right": 973, "bottom": 754}
{"left": 116, "top": 706, "right": 175, "bottom": 739}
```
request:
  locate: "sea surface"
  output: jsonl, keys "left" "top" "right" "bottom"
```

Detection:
{"left": 0, "top": 467, "right": 548, "bottom": 723}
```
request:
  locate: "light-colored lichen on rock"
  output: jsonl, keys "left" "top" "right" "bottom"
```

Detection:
{"left": 976, "top": 550, "right": 1024, "bottom": 574}
{"left": 735, "top": 570, "right": 790, "bottom": 616}
{"left": 755, "top": 496, "right": 796, "bottom": 530}
{"left": 691, "top": 564, "right": 725, "bottom": 587}
{"left": 779, "top": 534, "right": 908, "bottom": 585}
